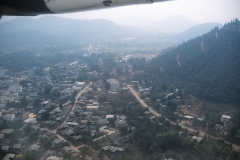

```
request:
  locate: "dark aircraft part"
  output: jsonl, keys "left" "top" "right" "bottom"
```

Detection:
{"left": 103, "top": 0, "right": 112, "bottom": 6}
{"left": 0, "top": 0, "right": 170, "bottom": 16}
{"left": 0, "top": 0, "right": 52, "bottom": 15}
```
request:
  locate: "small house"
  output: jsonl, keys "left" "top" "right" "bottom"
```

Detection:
{"left": 3, "top": 114, "right": 15, "bottom": 122}
{"left": 29, "top": 144, "right": 40, "bottom": 151}
{"left": 192, "top": 136, "right": 203, "bottom": 142}
{"left": 222, "top": 115, "right": 231, "bottom": 121}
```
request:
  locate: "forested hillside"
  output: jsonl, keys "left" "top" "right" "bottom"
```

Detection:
{"left": 136, "top": 19, "right": 240, "bottom": 103}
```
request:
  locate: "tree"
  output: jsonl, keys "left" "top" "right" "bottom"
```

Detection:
{"left": 41, "top": 111, "right": 50, "bottom": 121}
{"left": 59, "top": 104, "right": 63, "bottom": 109}
{"left": 0, "top": 120, "right": 9, "bottom": 130}
{"left": 40, "top": 137, "right": 52, "bottom": 150}
{"left": 23, "top": 151, "right": 36, "bottom": 160}
{"left": 108, "top": 118, "right": 115, "bottom": 127}
{"left": 20, "top": 80, "right": 28, "bottom": 87}
{"left": 34, "top": 98, "right": 41, "bottom": 107}
{"left": 119, "top": 126, "right": 128, "bottom": 134}
{"left": 20, "top": 97, "right": 28, "bottom": 107}
{"left": 116, "top": 66, "right": 123, "bottom": 75}
{"left": 227, "top": 125, "right": 237, "bottom": 137}
{"left": 44, "top": 85, "right": 52, "bottom": 94}
{"left": 151, "top": 152, "right": 164, "bottom": 160}
{"left": 105, "top": 82, "right": 111, "bottom": 90}
{"left": 29, "top": 131, "right": 38, "bottom": 142}
{"left": 23, "top": 124, "right": 32, "bottom": 133}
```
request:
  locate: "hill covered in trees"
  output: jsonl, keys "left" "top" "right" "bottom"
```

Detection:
{"left": 173, "top": 22, "right": 222, "bottom": 42}
{"left": 135, "top": 19, "right": 240, "bottom": 103}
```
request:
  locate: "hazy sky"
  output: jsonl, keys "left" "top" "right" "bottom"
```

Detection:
{"left": 1, "top": 0, "right": 239, "bottom": 26}
{"left": 54, "top": 0, "right": 240, "bottom": 26}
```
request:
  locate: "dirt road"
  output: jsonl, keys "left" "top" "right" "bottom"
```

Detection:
{"left": 201, "top": 41, "right": 205, "bottom": 51}
{"left": 72, "top": 82, "right": 92, "bottom": 114}
{"left": 62, "top": 82, "right": 92, "bottom": 125}
{"left": 127, "top": 85, "right": 240, "bottom": 151}
{"left": 93, "top": 130, "right": 115, "bottom": 142}
{"left": 46, "top": 82, "right": 92, "bottom": 152}
{"left": 127, "top": 85, "right": 161, "bottom": 117}
{"left": 28, "top": 113, "right": 36, "bottom": 118}
{"left": 177, "top": 54, "right": 181, "bottom": 66}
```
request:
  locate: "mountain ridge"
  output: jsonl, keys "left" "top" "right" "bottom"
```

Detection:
{"left": 0, "top": 16, "right": 148, "bottom": 49}
{"left": 136, "top": 19, "right": 240, "bottom": 103}
{"left": 138, "top": 14, "right": 199, "bottom": 34}
{"left": 173, "top": 22, "right": 223, "bottom": 42}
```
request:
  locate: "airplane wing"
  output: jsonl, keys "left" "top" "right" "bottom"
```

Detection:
{"left": 0, "top": 0, "right": 168, "bottom": 17}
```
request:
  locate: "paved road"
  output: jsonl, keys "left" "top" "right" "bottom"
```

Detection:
{"left": 127, "top": 85, "right": 240, "bottom": 151}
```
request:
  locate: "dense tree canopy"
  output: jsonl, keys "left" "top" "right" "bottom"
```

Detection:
{"left": 134, "top": 19, "right": 240, "bottom": 103}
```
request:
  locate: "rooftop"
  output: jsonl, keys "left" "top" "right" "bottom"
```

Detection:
{"left": 192, "top": 136, "right": 203, "bottom": 142}
{"left": 102, "top": 145, "right": 123, "bottom": 152}
{"left": 184, "top": 115, "right": 194, "bottom": 119}
{"left": 3, "top": 153, "right": 16, "bottom": 160}
{"left": 222, "top": 115, "right": 231, "bottom": 119}
{"left": 30, "top": 144, "right": 40, "bottom": 151}
{"left": 1, "top": 129, "right": 14, "bottom": 134}
{"left": 3, "top": 114, "right": 15, "bottom": 118}
{"left": 107, "top": 78, "right": 119, "bottom": 85}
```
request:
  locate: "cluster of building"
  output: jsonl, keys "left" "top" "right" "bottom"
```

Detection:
{"left": 0, "top": 63, "right": 129, "bottom": 159}
{"left": 121, "top": 54, "right": 158, "bottom": 62}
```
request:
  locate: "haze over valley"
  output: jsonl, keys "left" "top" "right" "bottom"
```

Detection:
{"left": 0, "top": 8, "right": 240, "bottom": 160}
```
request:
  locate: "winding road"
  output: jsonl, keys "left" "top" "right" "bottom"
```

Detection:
{"left": 127, "top": 85, "right": 240, "bottom": 151}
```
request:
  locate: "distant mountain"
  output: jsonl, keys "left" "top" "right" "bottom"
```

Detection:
{"left": 173, "top": 22, "right": 223, "bottom": 42}
{"left": 136, "top": 19, "right": 240, "bottom": 103}
{"left": 0, "top": 31, "right": 64, "bottom": 48}
{"left": 138, "top": 14, "right": 199, "bottom": 34}
{"left": 0, "top": 16, "right": 146, "bottom": 48}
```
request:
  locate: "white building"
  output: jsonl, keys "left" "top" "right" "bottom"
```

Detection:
{"left": 3, "top": 114, "right": 15, "bottom": 122}
{"left": 46, "top": 156, "right": 63, "bottom": 160}
{"left": 29, "top": 92, "right": 38, "bottom": 97}
{"left": 10, "top": 85, "right": 22, "bottom": 93}
{"left": 74, "top": 81, "right": 86, "bottom": 87}
{"left": 222, "top": 115, "right": 231, "bottom": 121}
{"left": 184, "top": 115, "right": 194, "bottom": 120}
{"left": 69, "top": 61, "right": 78, "bottom": 68}
{"left": 23, "top": 118, "right": 36, "bottom": 124}
{"left": 86, "top": 106, "right": 99, "bottom": 110}
{"left": 72, "top": 86, "right": 82, "bottom": 91}
{"left": 41, "top": 101, "right": 49, "bottom": 106}
{"left": 107, "top": 79, "right": 120, "bottom": 91}
{"left": 1, "top": 96, "right": 14, "bottom": 103}
{"left": 106, "top": 115, "right": 114, "bottom": 119}
{"left": 192, "top": 136, "right": 203, "bottom": 142}
{"left": 8, "top": 93, "right": 19, "bottom": 100}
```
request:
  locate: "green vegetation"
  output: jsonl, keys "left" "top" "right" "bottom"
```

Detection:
{"left": 133, "top": 19, "right": 240, "bottom": 103}
{"left": 105, "top": 89, "right": 238, "bottom": 159}
{"left": 131, "top": 111, "right": 235, "bottom": 159}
